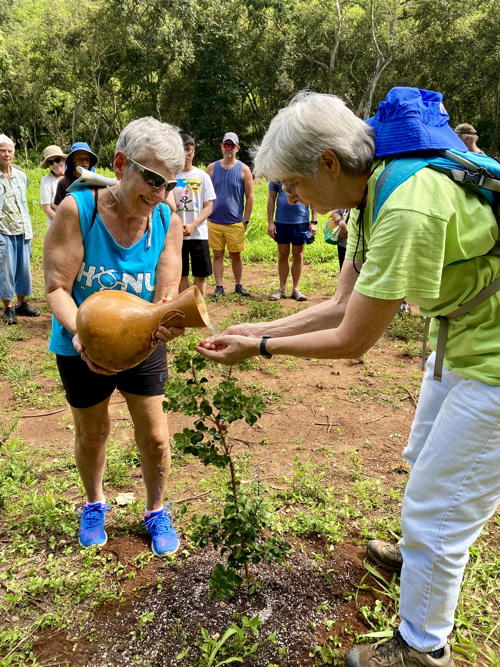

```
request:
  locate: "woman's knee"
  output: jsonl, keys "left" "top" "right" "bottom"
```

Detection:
{"left": 137, "top": 430, "right": 169, "bottom": 457}
{"left": 75, "top": 423, "right": 110, "bottom": 449}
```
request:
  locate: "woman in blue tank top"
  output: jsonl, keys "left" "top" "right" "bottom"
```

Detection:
{"left": 43, "top": 117, "right": 186, "bottom": 558}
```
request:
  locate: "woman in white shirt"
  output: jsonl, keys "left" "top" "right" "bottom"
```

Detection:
{"left": 39, "top": 145, "right": 66, "bottom": 226}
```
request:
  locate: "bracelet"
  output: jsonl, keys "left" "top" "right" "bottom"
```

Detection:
{"left": 259, "top": 336, "right": 272, "bottom": 359}
{"left": 311, "top": 221, "right": 318, "bottom": 224}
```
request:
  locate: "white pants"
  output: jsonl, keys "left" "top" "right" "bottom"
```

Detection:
{"left": 398, "top": 353, "right": 500, "bottom": 651}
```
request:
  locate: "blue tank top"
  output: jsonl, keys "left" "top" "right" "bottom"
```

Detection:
{"left": 49, "top": 188, "right": 171, "bottom": 356}
{"left": 210, "top": 160, "right": 244, "bottom": 225}
{"left": 269, "top": 182, "right": 310, "bottom": 224}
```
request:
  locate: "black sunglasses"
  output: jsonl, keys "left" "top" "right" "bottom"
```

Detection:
{"left": 48, "top": 156, "right": 64, "bottom": 166}
{"left": 127, "top": 156, "right": 177, "bottom": 192}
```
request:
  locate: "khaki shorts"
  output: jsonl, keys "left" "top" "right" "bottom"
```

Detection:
{"left": 208, "top": 221, "right": 245, "bottom": 253}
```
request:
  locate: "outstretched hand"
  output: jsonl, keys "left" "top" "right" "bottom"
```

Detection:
{"left": 196, "top": 334, "right": 259, "bottom": 365}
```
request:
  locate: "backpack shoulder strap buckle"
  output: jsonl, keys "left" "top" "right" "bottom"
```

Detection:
{"left": 452, "top": 168, "right": 487, "bottom": 187}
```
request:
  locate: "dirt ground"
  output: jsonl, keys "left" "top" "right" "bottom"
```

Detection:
{"left": 2, "top": 263, "right": 486, "bottom": 666}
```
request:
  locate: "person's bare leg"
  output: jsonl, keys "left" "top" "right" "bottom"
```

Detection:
{"left": 290, "top": 244, "right": 305, "bottom": 292}
{"left": 229, "top": 251, "right": 243, "bottom": 286}
{"left": 72, "top": 398, "right": 111, "bottom": 503}
{"left": 193, "top": 276, "right": 207, "bottom": 296}
{"left": 179, "top": 276, "right": 190, "bottom": 292}
{"left": 212, "top": 249, "right": 225, "bottom": 286}
{"left": 277, "top": 243, "right": 290, "bottom": 291}
{"left": 122, "top": 393, "right": 170, "bottom": 511}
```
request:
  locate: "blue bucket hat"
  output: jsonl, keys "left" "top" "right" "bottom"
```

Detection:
{"left": 65, "top": 141, "right": 98, "bottom": 174}
{"left": 366, "top": 87, "right": 467, "bottom": 157}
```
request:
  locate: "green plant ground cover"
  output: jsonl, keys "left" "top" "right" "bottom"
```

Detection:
{"left": 0, "top": 173, "right": 498, "bottom": 665}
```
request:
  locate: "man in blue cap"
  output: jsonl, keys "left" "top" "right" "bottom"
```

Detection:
{"left": 53, "top": 142, "right": 98, "bottom": 207}
{"left": 206, "top": 132, "right": 254, "bottom": 297}
{"left": 196, "top": 88, "right": 499, "bottom": 666}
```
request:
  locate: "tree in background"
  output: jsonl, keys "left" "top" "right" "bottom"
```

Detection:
{"left": 0, "top": 0, "right": 497, "bottom": 162}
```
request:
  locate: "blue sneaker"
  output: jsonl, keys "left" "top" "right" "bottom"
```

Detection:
{"left": 144, "top": 504, "right": 179, "bottom": 557}
{"left": 77, "top": 502, "right": 110, "bottom": 547}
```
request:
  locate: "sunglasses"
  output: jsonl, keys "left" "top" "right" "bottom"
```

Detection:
{"left": 127, "top": 156, "right": 177, "bottom": 192}
{"left": 48, "top": 157, "right": 64, "bottom": 166}
{"left": 222, "top": 142, "right": 236, "bottom": 149}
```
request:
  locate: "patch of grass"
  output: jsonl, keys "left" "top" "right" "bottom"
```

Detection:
{"left": 386, "top": 312, "right": 427, "bottom": 342}
{"left": 278, "top": 459, "right": 331, "bottom": 505}
{"left": 245, "top": 300, "right": 286, "bottom": 322}
{"left": 350, "top": 478, "right": 384, "bottom": 510}
{"left": 273, "top": 504, "right": 345, "bottom": 544}
{"left": 453, "top": 542, "right": 500, "bottom": 665}
{"left": 0, "top": 439, "right": 126, "bottom": 664}
{"left": 105, "top": 439, "right": 140, "bottom": 488}
{"left": 176, "top": 615, "right": 277, "bottom": 666}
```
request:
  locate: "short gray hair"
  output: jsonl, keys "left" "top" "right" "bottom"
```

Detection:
{"left": 254, "top": 91, "right": 375, "bottom": 180}
{"left": 0, "top": 134, "right": 15, "bottom": 148}
{"left": 116, "top": 117, "right": 185, "bottom": 174}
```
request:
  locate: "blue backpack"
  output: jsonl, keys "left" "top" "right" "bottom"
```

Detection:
{"left": 372, "top": 150, "right": 500, "bottom": 381}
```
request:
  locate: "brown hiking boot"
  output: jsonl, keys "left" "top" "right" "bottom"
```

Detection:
{"left": 367, "top": 539, "right": 403, "bottom": 572}
{"left": 345, "top": 630, "right": 454, "bottom": 666}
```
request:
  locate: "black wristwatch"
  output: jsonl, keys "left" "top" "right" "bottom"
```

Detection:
{"left": 259, "top": 336, "right": 272, "bottom": 359}
{"left": 311, "top": 220, "right": 318, "bottom": 225}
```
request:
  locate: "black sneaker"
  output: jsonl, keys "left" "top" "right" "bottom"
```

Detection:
{"left": 2, "top": 307, "right": 17, "bottom": 325}
{"left": 234, "top": 284, "right": 251, "bottom": 297}
{"left": 212, "top": 285, "right": 225, "bottom": 297}
{"left": 15, "top": 302, "right": 40, "bottom": 317}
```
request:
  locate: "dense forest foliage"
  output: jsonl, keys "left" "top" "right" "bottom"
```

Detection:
{"left": 1, "top": 0, "right": 498, "bottom": 165}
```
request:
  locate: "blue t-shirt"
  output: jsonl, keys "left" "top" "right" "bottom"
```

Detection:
{"left": 49, "top": 188, "right": 171, "bottom": 356}
{"left": 210, "top": 160, "right": 244, "bottom": 225}
{"left": 269, "top": 181, "right": 310, "bottom": 224}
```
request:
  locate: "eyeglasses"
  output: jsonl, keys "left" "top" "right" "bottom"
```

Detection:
{"left": 127, "top": 156, "right": 177, "bottom": 192}
{"left": 184, "top": 145, "right": 195, "bottom": 153}
{"left": 222, "top": 142, "right": 236, "bottom": 149}
{"left": 48, "top": 157, "right": 64, "bottom": 166}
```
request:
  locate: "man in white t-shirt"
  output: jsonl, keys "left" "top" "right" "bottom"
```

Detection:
{"left": 174, "top": 134, "right": 216, "bottom": 296}
{"left": 39, "top": 145, "right": 66, "bottom": 226}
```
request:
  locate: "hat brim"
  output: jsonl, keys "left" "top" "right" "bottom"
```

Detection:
{"left": 366, "top": 117, "right": 467, "bottom": 156}
{"left": 65, "top": 150, "right": 99, "bottom": 173}
{"left": 39, "top": 153, "right": 67, "bottom": 169}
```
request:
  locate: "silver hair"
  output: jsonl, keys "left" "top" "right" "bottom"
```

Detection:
{"left": 0, "top": 134, "right": 15, "bottom": 148}
{"left": 116, "top": 117, "right": 185, "bottom": 174}
{"left": 253, "top": 91, "right": 375, "bottom": 180}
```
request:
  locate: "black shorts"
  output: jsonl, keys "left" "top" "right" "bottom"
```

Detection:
{"left": 182, "top": 239, "right": 212, "bottom": 278}
{"left": 56, "top": 345, "right": 168, "bottom": 409}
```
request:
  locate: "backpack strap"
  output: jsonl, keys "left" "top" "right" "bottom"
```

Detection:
{"left": 83, "top": 188, "right": 99, "bottom": 243}
{"left": 373, "top": 157, "right": 429, "bottom": 223}
{"left": 443, "top": 150, "right": 500, "bottom": 194}
{"left": 433, "top": 277, "right": 500, "bottom": 381}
